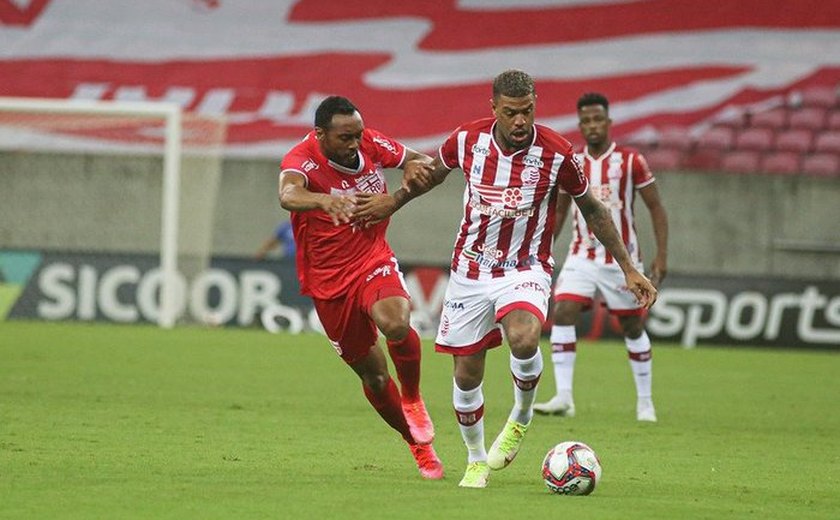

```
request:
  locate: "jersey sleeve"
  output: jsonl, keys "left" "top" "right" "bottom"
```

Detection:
{"left": 632, "top": 152, "right": 656, "bottom": 188}
{"left": 438, "top": 127, "right": 463, "bottom": 170}
{"left": 559, "top": 152, "right": 589, "bottom": 198}
{"left": 364, "top": 128, "right": 406, "bottom": 168}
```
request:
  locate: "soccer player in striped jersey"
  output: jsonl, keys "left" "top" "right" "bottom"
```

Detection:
{"left": 279, "top": 96, "right": 443, "bottom": 480}
{"left": 354, "top": 71, "right": 657, "bottom": 488}
{"left": 533, "top": 92, "right": 669, "bottom": 422}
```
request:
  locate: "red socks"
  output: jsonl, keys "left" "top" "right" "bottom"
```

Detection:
{"left": 386, "top": 328, "right": 422, "bottom": 401}
{"left": 363, "top": 377, "right": 414, "bottom": 444}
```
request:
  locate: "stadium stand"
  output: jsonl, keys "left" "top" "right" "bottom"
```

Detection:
{"left": 789, "top": 107, "right": 827, "bottom": 130}
{"left": 750, "top": 109, "right": 788, "bottom": 130}
{"left": 774, "top": 129, "right": 814, "bottom": 153}
{"left": 736, "top": 127, "right": 775, "bottom": 152}
{"left": 696, "top": 126, "right": 735, "bottom": 150}
{"left": 644, "top": 148, "right": 682, "bottom": 170}
{"left": 814, "top": 131, "right": 840, "bottom": 154}
{"left": 761, "top": 152, "right": 801, "bottom": 175}
{"left": 799, "top": 86, "right": 838, "bottom": 108}
{"left": 801, "top": 153, "right": 840, "bottom": 177}
{"left": 721, "top": 151, "right": 761, "bottom": 173}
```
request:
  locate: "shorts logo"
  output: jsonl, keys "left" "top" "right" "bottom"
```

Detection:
{"left": 329, "top": 339, "right": 343, "bottom": 357}
{"left": 514, "top": 281, "right": 547, "bottom": 295}
{"left": 440, "top": 315, "right": 450, "bottom": 337}
{"left": 443, "top": 299, "right": 464, "bottom": 310}
{"left": 365, "top": 264, "right": 392, "bottom": 282}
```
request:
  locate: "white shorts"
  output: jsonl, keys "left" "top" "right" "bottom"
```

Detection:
{"left": 553, "top": 255, "right": 644, "bottom": 315}
{"left": 434, "top": 269, "right": 552, "bottom": 355}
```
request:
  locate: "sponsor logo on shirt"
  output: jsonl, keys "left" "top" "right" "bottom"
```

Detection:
{"left": 463, "top": 248, "right": 537, "bottom": 270}
{"left": 471, "top": 144, "right": 490, "bottom": 156}
{"left": 372, "top": 136, "right": 398, "bottom": 155}
{"left": 365, "top": 264, "right": 393, "bottom": 282}
{"left": 523, "top": 155, "right": 544, "bottom": 168}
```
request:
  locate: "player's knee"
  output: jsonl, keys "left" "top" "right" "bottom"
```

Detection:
{"left": 620, "top": 317, "right": 645, "bottom": 338}
{"left": 378, "top": 318, "right": 410, "bottom": 342}
{"left": 506, "top": 327, "right": 540, "bottom": 355}
{"left": 362, "top": 372, "right": 389, "bottom": 393}
{"left": 553, "top": 302, "right": 579, "bottom": 325}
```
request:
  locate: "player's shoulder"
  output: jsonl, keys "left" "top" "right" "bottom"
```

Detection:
{"left": 281, "top": 133, "right": 321, "bottom": 173}
{"left": 612, "top": 142, "right": 643, "bottom": 157}
{"left": 361, "top": 127, "right": 404, "bottom": 157}
{"left": 534, "top": 123, "right": 574, "bottom": 152}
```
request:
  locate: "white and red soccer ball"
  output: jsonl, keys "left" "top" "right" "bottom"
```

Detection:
{"left": 542, "top": 441, "right": 603, "bottom": 495}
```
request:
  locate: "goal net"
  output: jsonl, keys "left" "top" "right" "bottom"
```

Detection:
{"left": 0, "top": 97, "right": 227, "bottom": 328}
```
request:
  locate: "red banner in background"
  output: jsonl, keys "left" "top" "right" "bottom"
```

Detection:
{"left": 1, "top": 1, "right": 839, "bottom": 155}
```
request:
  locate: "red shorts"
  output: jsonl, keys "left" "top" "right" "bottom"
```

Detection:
{"left": 313, "top": 257, "right": 410, "bottom": 365}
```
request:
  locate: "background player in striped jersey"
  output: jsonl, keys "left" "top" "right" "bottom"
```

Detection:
{"left": 354, "top": 71, "right": 657, "bottom": 488}
{"left": 279, "top": 96, "right": 443, "bottom": 480}
{"left": 534, "top": 92, "right": 669, "bottom": 422}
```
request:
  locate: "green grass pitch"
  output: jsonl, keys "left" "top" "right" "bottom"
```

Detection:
{"left": 1, "top": 321, "right": 838, "bottom": 519}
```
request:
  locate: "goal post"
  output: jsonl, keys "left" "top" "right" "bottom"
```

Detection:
{"left": 0, "top": 97, "right": 225, "bottom": 328}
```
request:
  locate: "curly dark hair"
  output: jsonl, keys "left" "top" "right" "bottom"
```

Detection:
{"left": 577, "top": 92, "right": 609, "bottom": 112}
{"left": 315, "top": 96, "right": 358, "bottom": 128}
{"left": 492, "top": 69, "right": 536, "bottom": 99}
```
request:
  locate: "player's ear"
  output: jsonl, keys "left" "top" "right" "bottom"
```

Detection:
{"left": 315, "top": 127, "right": 324, "bottom": 140}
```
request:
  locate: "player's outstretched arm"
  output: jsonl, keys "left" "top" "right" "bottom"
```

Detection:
{"left": 639, "top": 183, "right": 669, "bottom": 287}
{"left": 574, "top": 190, "right": 658, "bottom": 308}
{"left": 279, "top": 170, "right": 356, "bottom": 226}
{"left": 353, "top": 157, "right": 451, "bottom": 225}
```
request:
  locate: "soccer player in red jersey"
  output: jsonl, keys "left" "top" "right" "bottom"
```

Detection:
{"left": 534, "top": 92, "right": 669, "bottom": 422}
{"left": 278, "top": 96, "right": 443, "bottom": 479}
{"left": 354, "top": 70, "right": 657, "bottom": 488}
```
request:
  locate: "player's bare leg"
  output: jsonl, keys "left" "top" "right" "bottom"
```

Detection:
{"left": 453, "top": 350, "right": 490, "bottom": 487}
{"left": 534, "top": 300, "right": 584, "bottom": 416}
{"left": 350, "top": 344, "right": 443, "bottom": 479}
{"left": 371, "top": 296, "right": 435, "bottom": 444}
{"left": 487, "top": 310, "right": 542, "bottom": 470}
{"left": 619, "top": 314, "right": 656, "bottom": 422}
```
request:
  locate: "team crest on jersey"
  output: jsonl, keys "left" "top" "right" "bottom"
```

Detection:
{"left": 521, "top": 166, "right": 540, "bottom": 186}
{"left": 302, "top": 159, "right": 319, "bottom": 172}
{"left": 607, "top": 153, "right": 623, "bottom": 179}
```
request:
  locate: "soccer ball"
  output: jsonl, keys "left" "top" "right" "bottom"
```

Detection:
{"left": 542, "top": 441, "right": 602, "bottom": 495}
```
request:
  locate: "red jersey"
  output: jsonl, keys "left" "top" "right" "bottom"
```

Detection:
{"left": 439, "top": 118, "right": 588, "bottom": 280}
{"left": 564, "top": 142, "right": 655, "bottom": 265}
{"left": 281, "top": 129, "right": 406, "bottom": 299}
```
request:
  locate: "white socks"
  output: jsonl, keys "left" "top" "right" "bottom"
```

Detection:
{"left": 625, "top": 331, "right": 653, "bottom": 399}
{"left": 509, "top": 349, "right": 543, "bottom": 425}
{"left": 453, "top": 382, "right": 486, "bottom": 463}
{"left": 549, "top": 325, "right": 577, "bottom": 395}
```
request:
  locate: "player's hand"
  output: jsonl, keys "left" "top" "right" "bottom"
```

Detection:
{"left": 401, "top": 160, "right": 435, "bottom": 194}
{"left": 649, "top": 255, "right": 668, "bottom": 288}
{"left": 320, "top": 194, "right": 357, "bottom": 226}
{"left": 625, "top": 269, "right": 658, "bottom": 309}
{"left": 352, "top": 192, "right": 397, "bottom": 227}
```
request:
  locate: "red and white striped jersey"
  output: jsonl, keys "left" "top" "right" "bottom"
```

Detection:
{"left": 564, "top": 142, "right": 655, "bottom": 266}
{"left": 439, "top": 117, "right": 588, "bottom": 280}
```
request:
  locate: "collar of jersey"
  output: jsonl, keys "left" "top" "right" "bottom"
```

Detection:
{"left": 583, "top": 142, "right": 617, "bottom": 162}
{"left": 328, "top": 153, "right": 367, "bottom": 175}
{"left": 490, "top": 121, "right": 537, "bottom": 158}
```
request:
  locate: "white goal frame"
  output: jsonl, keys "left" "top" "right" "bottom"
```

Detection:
{"left": 0, "top": 97, "right": 183, "bottom": 328}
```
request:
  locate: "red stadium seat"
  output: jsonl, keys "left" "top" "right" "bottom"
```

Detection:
{"left": 644, "top": 148, "right": 682, "bottom": 170}
{"left": 814, "top": 131, "right": 840, "bottom": 154}
{"left": 774, "top": 129, "right": 813, "bottom": 153}
{"left": 657, "top": 126, "right": 695, "bottom": 150}
{"left": 827, "top": 110, "right": 840, "bottom": 130}
{"left": 749, "top": 109, "right": 787, "bottom": 130}
{"left": 695, "top": 126, "right": 735, "bottom": 150}
{"left": 721, "top": 151, "right": 761, "bottom": 173}
{"left": 735, "top": 127, "right": 775, "bottom": 151}
{"left": 761, "top": 152, "right": 801, "bottom": 175}
{"left": 682, "top": 148, "right": 722, "bottom": 170}
{"left": 801, "top": 153, "right": 840, "bottom": 177}
{"left": 788, "top": 108, "right": 827, "bottom": 130}
{"left": 799, "top": 86, "right": 838, "bottom": 109}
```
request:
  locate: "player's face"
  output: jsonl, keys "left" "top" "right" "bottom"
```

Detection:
{"left": 317, "top": 111, "right": 364, "bottom": 168}
{"left": 492, "top": 94, "right": 535, "bottom": 152}
{"left": 578, "top": 104, "right": 611, "bottom": 148}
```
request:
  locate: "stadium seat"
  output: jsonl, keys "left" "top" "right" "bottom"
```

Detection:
{"left": 799, "top": 86, "right": 838, "bottom": 109}
{"left": 814, "top": 131, "right": 840, "bottom": 154}
{"left": 644, "top": 148, "right": 682, "bottom": 170}
{"left": 735, "top": 127, "right": 775, "bottom": 151}
{"left": 774, "top": 129, "right": 813, "bottom": 153}
{"left": 761, "top": 152, "right": 801, "bottom": 175}
{"left": 801, "top": 153, "right": 840, "bottom": 177}
{"left": 681, "top": 148, "right": 722, "bottom": 170}
{"left": 828, "top": 110, "right": 840, "bottom": 130}
{"left": 788, "top": 107, "right": 827, "bottom": 130}
{"left": 695, "top": 126, "right": 735, "bottom": 150}
{"left": 749, "top": 109, "right": 788, "bottom": 130}
{"left": 721, "top": 151, "right": 761, "bottom": 173}
{"left": 657, "top": 126, "right": 695, "bottom": 150}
